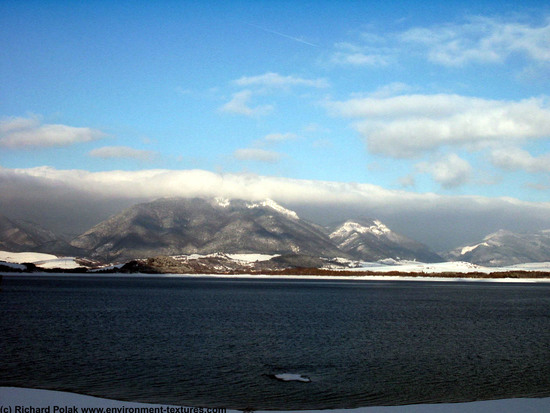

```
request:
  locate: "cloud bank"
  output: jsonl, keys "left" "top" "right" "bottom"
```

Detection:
{"left": 1, "top": 166, "right": 549, "bottom": 250}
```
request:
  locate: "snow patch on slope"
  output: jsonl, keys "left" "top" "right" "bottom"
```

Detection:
{"left": 214, "top": 197, "right": 231, "bottom": 208}
{"left": 247, "top": 199, "right": 299, "bottom": 220}
{"left": 461, "top": 242, "right": 489, "bottom": 255}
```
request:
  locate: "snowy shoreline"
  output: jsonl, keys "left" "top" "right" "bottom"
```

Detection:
{"left": 2, "top": 271, "right": 550, "bottom": 283}
{"left": 1, "top": 387, "right": 549, "bottom": 413}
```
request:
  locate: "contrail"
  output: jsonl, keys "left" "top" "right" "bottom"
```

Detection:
{"left": 246, "top": 22, "right": 319, "bottom": 47}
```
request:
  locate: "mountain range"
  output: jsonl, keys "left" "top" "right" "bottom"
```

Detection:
{"left": 1, "top": 197, "right": 550, "bottom": 267}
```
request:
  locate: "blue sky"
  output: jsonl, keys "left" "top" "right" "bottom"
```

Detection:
{"left": 1, "top": 0, "right": 550, "bottom": 247}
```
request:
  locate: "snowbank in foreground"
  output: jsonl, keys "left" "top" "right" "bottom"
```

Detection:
{"left": 1, "top": 387, "right": 549, "bottom": 413}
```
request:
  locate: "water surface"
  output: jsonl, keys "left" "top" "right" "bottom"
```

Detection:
{"left": 1, "top": 275, "right": 549, "bottom": 410}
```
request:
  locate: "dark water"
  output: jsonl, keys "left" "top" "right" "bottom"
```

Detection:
{"left": 1, "top": 275, "right": 549, "bottom": 410}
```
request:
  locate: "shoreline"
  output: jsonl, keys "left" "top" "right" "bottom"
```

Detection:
{"left": 1, "top": 387, "right": 549, "bottom": 413}
{"left": 2, "top": 271, "right": 550, "bottom": 283}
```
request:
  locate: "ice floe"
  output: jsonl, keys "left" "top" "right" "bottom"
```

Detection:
{"left": 273, "top": 373, "right": 311, "bottom": 382}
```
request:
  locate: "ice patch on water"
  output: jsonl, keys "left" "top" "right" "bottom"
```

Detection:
{"left": 273, "top": 373, "right": 311, "bottom": 383}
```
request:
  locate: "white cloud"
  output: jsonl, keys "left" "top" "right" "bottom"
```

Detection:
{"left": 399, "top": 174, "right": 416, "bottom": 188}
{"left": 330, "top": 42, "right": 390, "bottom": 67}
{"left": 331, "top": 52, "right": 389, "bottom": 66}
{"left": 527, "top": 182, "right": 550, "bottom": 191}
{"left": 233, "top": 148, "right": 281, "bottom": 163}
{"left": 330, "top": 16, "right": 550, "bottom": 71}
{"left": 417, "top": 154, "right": 473, "bottom": 188}
{"left": 400, "top": 16, "right": 550, "bottom": 66}
{"left": 234, "top": 72, "right": 329, "bottom": 89}
{"left": 0, "top": 116, "right": 104, "bottom": 148}
{"left": 327, "top": 94, "right": 550, "bottom": 158}
{"left": 219, "top": 90, "right": 273, "bottom": 117}
{"left": 263, "top": 132, "right": 297, "bottom": 142}
{"left": 369, "top": 82, "right": 413, "bottom": 98}
{"left": 89, "top": 146, "right": 156, "bottom": 160}
{"left": 490, "top": 147, "right": 550, "bottom": 173}
{"left": 224, "top": 73, "right": 327, "bottom": 118}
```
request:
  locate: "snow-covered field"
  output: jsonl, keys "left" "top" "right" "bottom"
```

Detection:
{"left": 1, "top": 387, "right": 548, "bottom": 413}
{"left": 341, "top": 259, "right": 550, "bottom": 274}
{"left": 2, "top": 249, "right": 550, "bottom": 282}
{"left": 225, "top": 253, "right": 280, "bottom": 262}
{"left": 0, "top": 251, "right": 82, "bottom": 269}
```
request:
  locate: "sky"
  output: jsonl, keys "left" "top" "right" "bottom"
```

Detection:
{"left": 1, "top": 0, "right": 550, "bottom": 251}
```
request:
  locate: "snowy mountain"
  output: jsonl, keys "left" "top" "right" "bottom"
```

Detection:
{"left": 445, "top": 229, "right": 550, "bottom": 266}
{"left": 329, "top": 219, "right": 442, "bottom": 262}
{"left": 13, "top": 197, "right": 547, "bottom": 268}
{"left": 70, "top": 197, "right": 345, "bottom": 262}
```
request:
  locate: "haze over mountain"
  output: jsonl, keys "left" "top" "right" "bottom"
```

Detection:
{"left": 0, "top": 213, "right": 79, "bottom": 256}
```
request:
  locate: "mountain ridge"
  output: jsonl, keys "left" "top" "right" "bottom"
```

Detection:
{"left": 70, "top": 197, "right": 346, "bottom": 262}
{"left": 445, "top": 228, "right": 550, "bottom": 266}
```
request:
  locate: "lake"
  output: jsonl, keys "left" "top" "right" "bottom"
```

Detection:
{"left": 1, "top": 275, "right": 549, "bottom": 410}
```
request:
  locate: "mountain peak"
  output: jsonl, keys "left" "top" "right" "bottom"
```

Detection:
{"left": 212, "top": 197, "right": 300, "bottom": 219}
{"left": 329, "top": 219, "right": 441, "bottom": 263}
{"left": 483, "top": 229, "right": 514, "bottom": 241}
{"left": 330, "top": 220, "right": 390, "bottom": 239}
{"left": 70, "top": 196, "right": 332, "bottom": 262}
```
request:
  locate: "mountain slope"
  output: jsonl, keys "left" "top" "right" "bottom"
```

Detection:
{"left": 71, "top": 197, "right": 345, "bottom": 262}
{"left": 0, "top": 213, "right": 79, "bottom": 255}
{"left": 329, "top": 219, "right": 442, "bottom": 262}
{"left": 445, "top": 229, "right": 550, "bottom": 266}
